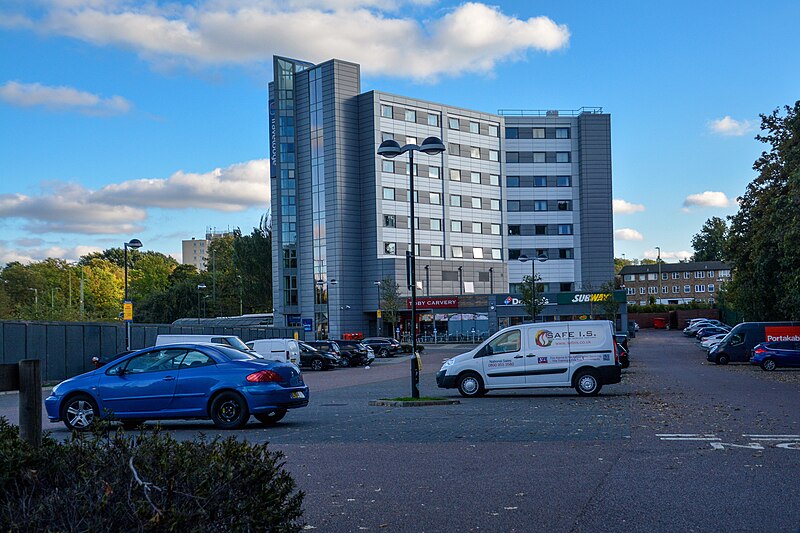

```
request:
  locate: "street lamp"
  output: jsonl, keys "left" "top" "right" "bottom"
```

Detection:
{"left": 196, "top": 284, "right": 207, "bottom": 322}
{"left": 373, "top": 280, "right": 382, "bottom": 336}
{"left": 28, "top": 287, "right": 38, "bottom": 306}
{"left": 123, "top": 238, "right": 142, "bottom": 350}
{"left": 378, "top": 136, "right": 445, "bottom": 398}
{"left": 655, "top": 246, "right": 662, "bottom": 304}
{"left": 519, "top": 252, "right": 548, "bottom": 322}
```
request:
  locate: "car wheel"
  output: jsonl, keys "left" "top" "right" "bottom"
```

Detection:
{"left": 574, "top": 370, "right": 602, "bottom": 396}
{"left": 255, "top": 409, "right": 287, "bottom": 425}
{"left": 379, "top": 348, "right": 389, "bottom": 358}
{"left": 311, "top": 358, "right": 325, "bottom": 371}
{"left": 61, "top": 394, "right": 98, "bottom": 432}
{"left": 339, "top": 356, "right": 351, "bottom": 368}
{"left": 121, "top": 419, "right": 145, "bottom": 430}
{"left": 457, "top": 372, "right": 486, "bottom": 398}
{"left": 210, "top": 391, "right": 249, "bottom": 429}
{"left": 620, "top": 358, "right": 630, "bottom": 369}
{"left": 716, "top": 353, "right": 729, "bottom": 365}
{"left": 761, "top": 358, "right": 777, "bottom": 371}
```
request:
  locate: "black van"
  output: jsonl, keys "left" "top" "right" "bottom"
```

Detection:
{"left": 707, "top": 321, "right": 800, "bottom": 364}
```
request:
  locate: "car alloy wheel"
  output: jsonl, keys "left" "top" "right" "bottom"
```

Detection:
{"left": 379, "top": 348, "right": 389, "bottom": 357}
{"left": 62, "top": 395, "right": 98, "bottom": 431}
{"left": 761, "top": 359, "right": 777, "bottom": 371}
{"left": 311, "top": 358, "right": 324, "bottom": 371}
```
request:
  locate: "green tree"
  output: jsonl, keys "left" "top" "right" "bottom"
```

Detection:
{"left": 129, "top": 251, "right": 178, "bottom": 302}
{"left": 614, "top": 257, "right": 632, "bottom": 274}
{"left": 379, "top": 277, "right": 402, "bottom": 336}
{"left": 691, "top": 217, "right": 728, "bottom": 261}
{"left": 232, "top": 224, "right": 273, "bottom": 313}
{"left": 726, "top": 101, "right": 800, "bottom": 320}
{"left": 595, "top": 280, "right": 620, "bottom": 321}
{"left": 519, "top": 273, "right": 546, "bottom": 322}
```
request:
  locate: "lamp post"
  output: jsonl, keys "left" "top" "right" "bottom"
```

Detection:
{"left": 123, "top": 238, "right": 142, "bottom": 350}
{"left": 378, "top": 136, "right": 445, "bottom": 399}
{"left": 238, "top": 275, "right": 243, "bottom": 316}
{"left": 489, "top": 267, "right": 494, "bottom": 295}
{"left": 196, "top": 284, "right": 207, "bottom": 322}
{"left": 519, "top": 252, "right": 548, "bottom": 322}
{"left": 373, "top": 280, "right": 382, "bottom": 336}
{"left": 28, "top": 287, "right": 38, "bottom": 307}
{"left": 50, "top": 287, "right": 60, "bottom": 309}
{"left": 656, "top": 246, "right": 662, "bottom": 304}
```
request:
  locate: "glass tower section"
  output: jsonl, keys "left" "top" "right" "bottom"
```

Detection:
{"left": 309, "top": 67, "right": 328, "bottom": 338}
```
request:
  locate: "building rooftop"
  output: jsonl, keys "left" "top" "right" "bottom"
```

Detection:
{"left": 619, "top": 260, "right": 731, "bottom": 275}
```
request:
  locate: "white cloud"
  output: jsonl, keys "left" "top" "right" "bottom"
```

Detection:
{"left": 613, "top": 199, "right": 645, "bottom": 215}
{"left": 683, "top": 191, "right": 731, "bottom": 209}
{"left": 643, "top": 249, "right": 692, "bottom": 261}
{"left": 614, "top": 228, "right": 643, "bottom": 241}
{"left": 709, "top": 116, "right": 752, "bottom": 136}
{"left": 0, "top": 241, "right": 102, "bottom": 265}
{"left": 0, "top": 159, "right": 268, "bottom": 234}
{"left": 0, "top": 81, "right": 131, "bottom": 115}
{"left": 1, "top": 2, "right": 570, "bottom": 80}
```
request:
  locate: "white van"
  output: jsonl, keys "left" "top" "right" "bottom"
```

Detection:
{"left": 155, "top": 334, "right": 255, "bottom": 355}
{"left": 436, "top": 320, "right": 622, "bottom": 397}
{"left": 246, "top": 339, "right": 300, "bottom": 364}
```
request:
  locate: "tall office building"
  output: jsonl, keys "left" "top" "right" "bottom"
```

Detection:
{"left": 269, "top": 56, "right": 614, "bottom": 339}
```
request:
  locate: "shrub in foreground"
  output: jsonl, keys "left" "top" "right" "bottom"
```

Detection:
{"left": 0, "top": 418, "right": 304, "bottom": 532}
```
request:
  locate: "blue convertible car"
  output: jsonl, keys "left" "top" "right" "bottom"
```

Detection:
{"left": 45, "top": 343, "right": 309, "bottom": 431}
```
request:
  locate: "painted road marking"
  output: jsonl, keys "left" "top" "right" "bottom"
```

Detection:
{"left": 656, "top": 433, "right": 720, "bottom": 441}
{"left": 743, "top": 434, "right": 800, "bottom": 440}
{"left": 657, "top": 433, "right": 800, "bottom": 450}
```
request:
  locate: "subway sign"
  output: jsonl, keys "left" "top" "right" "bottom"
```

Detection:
{"left": 556, "top": 291, "right": 627, "bottom": 305}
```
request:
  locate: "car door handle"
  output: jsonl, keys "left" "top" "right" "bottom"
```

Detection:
{"left": 514, "top": 355, "right": 523, "bottom": 359}
{"left": 163, "top": 376, "right": 175, "bottom": 381}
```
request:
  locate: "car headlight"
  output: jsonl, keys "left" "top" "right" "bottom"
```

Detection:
{"left": 441, "top": 358, "right": 455, "bottom": 369}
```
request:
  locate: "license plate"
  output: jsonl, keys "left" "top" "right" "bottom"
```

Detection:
{"left": 291, "top": 391, "right": 305, "bottom": 399}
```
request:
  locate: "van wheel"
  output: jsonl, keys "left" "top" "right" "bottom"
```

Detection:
{"left": 760, "top": 358, "right": 777, "bottom": 371}
{"left": 716, "top": 353, "right": 729, "bottom": 365}
{"left": 574, "top": 370, "right": 602, "bottom": 396}
{"left": 457, "top": 372, "right": 486, "bottom": 398}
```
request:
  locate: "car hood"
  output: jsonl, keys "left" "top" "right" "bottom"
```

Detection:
{"left": 52, "top": 368, "right": 102, "bottom": 395}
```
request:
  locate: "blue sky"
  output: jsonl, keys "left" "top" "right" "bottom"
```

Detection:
{"left": 1, "top": 0, "right": 798, "bottom": 265}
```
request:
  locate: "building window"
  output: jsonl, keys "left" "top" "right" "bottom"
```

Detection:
{"left": 508, "top": 225, "right": 521, "bottom": 236}
{"left": 708, "top": 284, "right": 715, "bottom": 292}
{"left": 639, "top": 287, "right": 646, "bottom": 295}
{"left": 429, "top": 192, "right": 441, "bottom": 205}
{"left": 505, "top": 127, "right": 518, "bottom": 139}
{"left": 672, "top": 272, "right": 680, "bottom": 279}
{"left": 560, "top": 282, "right": 573, "bottom": 292}
{"left": 469, "top": 121, "right": 480, "bottom": 134}
{"left": 430, "top": 218, "right": 441, "bottom": 231}
{"left": 381, "top": 105, "right": 393, "bottom": 118}
{"left": 384, "top": 214, "right": 396, "bottom": 227}
{"left": 403, "top": 109, "right": 416, "bottom": 122}
{"left": 533, "top": 128, "right": 545, "bottom": 139}
{"left": 695, "top": 285, "right": 706, "bottom": 292}
{"left": 672, "top": 286, "right": 679, "bottom": 293}
{"left": 472, "top": 222, "right": 482, "bottom": 233}
{"left": 708, "top": 270, "right": 715, "bottom": 278}
{"left": 559, "top": 248, "right": 574, "bottom": 259}
{"left": 431, "top": 244, "right": 442, "bottom": 257}
{"left": 490, "top": 199, "right": 500, "bottom": 210}
{"left": 508, "top": 249, "right": 521, "bottom": 260}
{"left": 471, "top": 197, "right": 481, "bottom": 209}
{"left": 384, "top": 242, "right": 396, "bottom": 255}
{"left": 534, "top": 200, "right": 547, "bottom": 211}
{"left": 647, "top": 273, "right": 657, "bottom": 281}
{"left": 489, "top": 150, "right": 499, "bottom": 162}
{"left": 451, "top": 246, "right": 463, "bottom": 258}
{"left": 684, "top": 272, "right": 691, "bottom": 279}
{"left": 490, "top": 174, "right": 499, "bottom": 186}
{"left": 508, "top": 200, "right": 520, "bottom": 211}
{"left": 381, "top": 132, "right": 394, "bottom": 142}
{"left": 470, "top": 147, "right": 480, "bottom": 159}
{"left": 449, "top": 169, "right": 460, "bottom": 181}
{"left": 624, "top": 274, "right": 635, "bottom": 282}
{"left": 535, "top": 225, "right": 547, "bottom": 235}
{"left": 558, "top": 224, "right": 573, "bottom": 235}
{"left": 470, "top": 171, "right": 481, "bottom": 184}
{"left": 557, "top": 200, "right": 571, "bottom": 211}
{"left": 695, "top": 271, "right": 705, "bottom": 279}
{"left": 556, "top": 152, "right": 571, "bottom": 163}
{"left": 491, "top": 223, "right": 501, "bottom": 235}
{"left": 406, "top": 136, "right": 417, "bottom": 146}
{"left": 556, "top": 176, "right": 571, "bottom": 187}
{"left": 383, "top": 187, "right": 395, "bottom": 200}
{"left": 533, "top": 152, "right": 546, "bottom": 163}
{"left": 556, "top": 127, "right": 570, "bottom": 139}
{"left": 451, "top": 220, "right": 462, "bottom": 232}
{"left": 407, "top": 216, "right": 420, "bottom": 229}
{"left": 489, "top": 124, "right": 499, "bottom": 137}
{"left": 662, "top": 272, "right": 668, "bottom": 280}
{"left": 684, "top": 285, "right": 691, "bottom": 292}
{"left": 492, "top": 249, "right": 502, "bottom": 260}
{"left": 507, "top": 152, "right": 519, "bottom": 163}
{"left": 473, "top": 247, "right": 484, "bottom": 259}
{"left": 507, "top": 176, "right": 520, "bottom": 187}
{"left": 648, "top": 287, "right": 657, "bottom": 294}
{"left": 382, "top": 160, "right": 394, "bottom": 173}
{"left": 662, "top": 286, "right": 669, "bottom": 293}
{"left": 406, "top": 190, "right": 419, "bottom": 203}
{"left": 450, "top": 195, "right": 461, "bottom": 207}
{"left": 448, "top": 117, "right": 459, "bottom": 129}
{"left": 429, "top": 166, "right": 441, "bottom": 179}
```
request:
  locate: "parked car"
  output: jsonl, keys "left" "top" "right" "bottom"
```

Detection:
{"left": 307, "top": 340, "right": 343, "bottom": 359}
{"left": 155, "top": 334, "right": 260, "bottom": 357}
{"left": 398, "top": 342, "right": 425, "bottom": 354}
{"left": 750, "top": 341, "right": 800, "bottom": 371}
{"left": 709, "top": 321, "right": 800, "bottom": 364}
{"left": 362, "top": 337, "right": 402, "bottom": 357}
{"left": 696, "top": 326, "right": 731, "bottom": 341}
{"left": 334, "top": 339, "right": 376, "bottom": 366}
{"left": 246, "top": 338, "right": 300, "bottom": 364}
{"left": 45, "top": 343, "right": 308, "bottom": 431}
{"left": 683, "top": 320, "right": 725, "bottom": 337}
{"left": 700, "top": 333, "right": 728, "bottom": 351}
{"left": 298, "top": 341, "right": 341, "bottom": 370}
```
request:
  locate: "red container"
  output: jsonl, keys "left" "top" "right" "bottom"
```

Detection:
{"left": 653, "top": 317, "right": 667, "bottom": 329}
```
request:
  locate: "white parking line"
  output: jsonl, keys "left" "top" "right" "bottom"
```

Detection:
{"left": 656, "top": 433, "right": 720, "bottom": 441}
{"left": 743, "top": 434, "right": 800, "bottom": 440}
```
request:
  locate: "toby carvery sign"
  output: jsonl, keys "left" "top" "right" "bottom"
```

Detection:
{"left": 406, "top": 297, "right": 458, "bottom": 309}
{"left": 765, "top": 326, "right": 800, "bottom": 342}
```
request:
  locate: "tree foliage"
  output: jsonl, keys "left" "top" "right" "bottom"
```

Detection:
{"left": 691, "top": 217, "right": 729, "bottom": 261}
{"left": 726, "top": 101, "right": 800, "bottom": 320}
{"left": 379, "top": 277, "right": 402, "bottom": 335}
{"left": 519, "top": 274, "right": 546, "bottom": 322}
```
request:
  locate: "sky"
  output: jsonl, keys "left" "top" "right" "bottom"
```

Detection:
{"left": 1, "top": 0, "right": 798, "bottom": 266}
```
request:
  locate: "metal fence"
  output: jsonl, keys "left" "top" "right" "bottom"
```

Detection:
{"left": 0, "top": 320, "right": 306, "bottom": 382}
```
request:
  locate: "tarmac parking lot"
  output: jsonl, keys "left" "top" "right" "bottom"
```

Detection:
{"left": 2, "top": 331, "right": 799, "bottom": 532}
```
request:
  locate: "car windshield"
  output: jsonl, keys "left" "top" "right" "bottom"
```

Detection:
{"left": 213, "top": 345, "right": 258, "bottom": 361}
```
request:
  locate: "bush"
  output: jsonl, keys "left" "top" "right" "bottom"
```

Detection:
{"left": 0, "top": 418, "right": 304, "bottom": 532}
